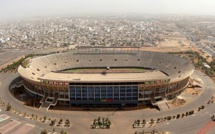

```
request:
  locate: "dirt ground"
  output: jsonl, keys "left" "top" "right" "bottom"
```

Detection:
{"left": 158, "top": 38, "right": 190, "bottom": 48}
{"left": 140, "top": 37, "right": 213, "bottom": 63}
{"left": 141, "top": 36, "right": 192, "bottom": 52}
{"left": 211, "top": 77, "right": 215, "bottom": 82}
{"left": 167, "top": 98, "right": 186, "bottom": 108}
{"left": 184, "top": 88, "right": 203, "bottom": 96}
{"left": 140, "top": 46, "right": 191, "bottom": 52}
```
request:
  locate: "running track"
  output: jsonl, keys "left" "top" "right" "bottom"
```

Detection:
{"left": 11, "top": 124, "right": 35, "bottom": 134}
{"left": 0, "top": 120, "right": 21, "bottom": 134}
{"left": 197, "top": 121, "right": 215, "bottom": 134}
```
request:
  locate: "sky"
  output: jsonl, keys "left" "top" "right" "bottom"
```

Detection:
{"left": 0, "top": 0, "right": 215, "bottom": 19}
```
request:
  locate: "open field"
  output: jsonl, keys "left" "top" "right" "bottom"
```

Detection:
{"left": 140, "top": 46, "right": 191, "bottom": 52}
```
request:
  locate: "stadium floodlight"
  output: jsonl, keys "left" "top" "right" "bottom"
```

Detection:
{"left": 106, "top": 67, "right": 110, "bottom": 70}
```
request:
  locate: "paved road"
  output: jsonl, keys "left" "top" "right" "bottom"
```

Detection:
{"left": 0, "top": 70, "right": 215, "bottom": 134}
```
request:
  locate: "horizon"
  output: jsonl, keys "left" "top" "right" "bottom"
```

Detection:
{"left": 0, "top": 0, "right": 215, "bottom": 20}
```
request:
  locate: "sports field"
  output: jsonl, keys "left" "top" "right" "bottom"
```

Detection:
{"left": 61, "top": 67, "right": 149, "bottom": 74}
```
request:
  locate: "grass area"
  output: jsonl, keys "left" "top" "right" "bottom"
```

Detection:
{"left": 62, "top": 67, "right": 146, "bottom": 73}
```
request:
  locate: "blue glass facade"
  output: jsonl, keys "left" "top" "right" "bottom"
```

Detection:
{"left": 69, "top": 84, "right": 138, "bottom": 106}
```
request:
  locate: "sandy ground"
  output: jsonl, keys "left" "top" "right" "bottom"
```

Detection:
{"left": 167, "top": 98, "right": 186, "bottom": 108}
{"left": 141, "top": 43, "right": 213, "bottom": 65}
{"left": 140, "top": 37, "right": 213, "bottom": 63}
{"left": 168, "top": 87, "right": 203, "bottom": 109}
{"left": 140, "top": 46, "right": 191, "bottom": 52}
{"left": 158, "top": 38, "right": 190, "bottom": 48}
{"left": 184, "top": 88, "right": 203, "bottom": 96}
{"left": 140, "top": 37, "right": 192, "bottom": 52}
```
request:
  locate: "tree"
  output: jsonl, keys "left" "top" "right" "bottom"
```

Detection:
{"left": 50, "top": 120, "right": 55, "bottom": 126}
{"left": 137, "top": 119, "right": 140, "bottom": 126}
{"left": 59, "top": 119, "right": 63, "bottom": 126}
{"left": 6, "top": 103, "right": 12, "bottom": 111}
{"left": 156, "top": 118, "right": 160, "bottom": 123}
{"left": 107, "top": 120, "right": 111, "bottom": 128}
{"left": 43, "top": 116, "right": 47, "bottom": 122}
{"left": 24, "top": 112, "right": 27, "bottom": 117}
{"left": 133, "top": 120, "right": 137, "bottom": 128}
{"left": 102, "top": 118, "right": 105, "bottom": 127}
{"left": 182, "top": 113, "right": 185, "bottom": 118}
{"left": 176, "top": 114, "right": 180, "bottom": 119}
{"left": 40, "top": 130, "right": 48, "bottom": 134}
{"left": 60, "top": 130, "right": 65, "bottom": 134}
{"left": 35, "top": 115, "right": 38, "bottom": 120}
{"left": 31, "top": 114, "right": 34, "bottom": 119}
{"left": 151, "top": 129, "right": 156, "bottom": 134}
{"left": 92, "top": 119, "right": 97, "bottom": 128}
{"left": 98, "top": 117, "right": 102, "bottom": 128}
{"left": 60, "top": 130, "right": 67, "bottom": 134}
{"left": 150, "top": 119, "right": 154, "bottom": 124}
{"left": 65, "top": 119, "right": 70, "bottom": 127}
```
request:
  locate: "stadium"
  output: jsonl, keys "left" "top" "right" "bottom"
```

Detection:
{"left": 18, "top": 47, "right": 194, "bottom": 110}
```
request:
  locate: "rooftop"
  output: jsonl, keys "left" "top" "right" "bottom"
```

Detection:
{"left": 38, "top": 70, "right": 169, "bottom": 83}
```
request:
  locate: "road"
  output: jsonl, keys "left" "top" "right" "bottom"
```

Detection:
{"left": 0, "top": 70, "right": 215, "bottom": 134}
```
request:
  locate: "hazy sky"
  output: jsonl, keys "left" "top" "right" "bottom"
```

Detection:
{"left": 0, "top": 0, "right": 215, "bottom": 19}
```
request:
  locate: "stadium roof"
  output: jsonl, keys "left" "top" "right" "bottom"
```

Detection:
{"left": 38, "top": 70, "right": 169, "bottom": 83}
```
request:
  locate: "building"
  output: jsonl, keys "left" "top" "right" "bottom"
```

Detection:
{"left": 18, "top": 47, "right": 194, "bottom": 109}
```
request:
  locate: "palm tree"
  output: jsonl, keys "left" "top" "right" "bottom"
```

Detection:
{"left": 102, "top": 118, "right": 105, "bottom": 128}
{"left": 60, "top": 130, "right": 65, "bottom": 134}
{"left": 133, "top": 120, "right": 137, "bottom": 128}
{"left": 59, "top": 119, "right": 63, "bottom": 126}
{"left": 50, "top": 120, "right": 54, "bottom": 126}
{"left": 31, "top": 114, "right": 34, "bottom": 119}
{"left": 67, "top": 120, "right": 70, "bottom": 127}
{"left": 98, "top": 117, "right": 101, "bottom": 123}
{"left": 24, "top": 112, "right": 27, "bottom": 117}
{"left": 40, "top": 130, "right": 48, "bottom": 134}
{"left": 65, "top": 119, "right": 70, "bottom": 127}
{"left": 98, "top": 117, "right": 102, "bottom": 128}
{"left": 137, "top": 119, "right": 140, "bottom": 127}
{"left": 106, "top": 120, "right": 111, "bottom": 129}
{"left": 151, "top": 129, "right": 156, "bottom": 134}
{"left": 156, "top": 118, "right": 160, "bottom": 123}
{"left": 92, "top": 119, "right": 97, "bottom": 128}
{"left": 6, "top": 103, "right": 12, "bottom": 111}
{"left": 142, "top": 119, "right": 146, "bottom": 124}
{"left": 150, "top": 119, "right": 154, "bottom": 125}
{"left": 43, "top": 116, "right": 47, "bottom": 122}
{"left": 176, "top": 114, "right": 180, "bottom": 119}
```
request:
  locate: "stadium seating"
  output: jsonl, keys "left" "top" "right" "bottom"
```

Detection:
{"left": 18, "top": 51, "right": 194, "bottom": 83}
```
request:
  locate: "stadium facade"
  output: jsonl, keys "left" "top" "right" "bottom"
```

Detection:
{"left": 18, "top": 47, "right": 194, "bottom": 108}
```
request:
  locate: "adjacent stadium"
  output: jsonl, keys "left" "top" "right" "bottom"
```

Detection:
{"left": 18, "top": 47, "right": 194, "bottom": 109}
